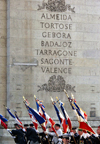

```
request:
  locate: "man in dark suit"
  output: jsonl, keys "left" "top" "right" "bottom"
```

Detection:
{"left": 89, "top": 125, "right": 100, "bottom": 144}
{"left": 12, "top": 123, "right": 27, "bottom": 144}
{"left": 25, "top": 123, "right": 40, "bottom": 144}
{"left": 70, "top": 127, "right": 79, "bottom": 144}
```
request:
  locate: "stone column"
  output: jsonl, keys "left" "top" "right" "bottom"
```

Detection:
{"left": 0, "top": 0, "right": 7, "bottom": 116}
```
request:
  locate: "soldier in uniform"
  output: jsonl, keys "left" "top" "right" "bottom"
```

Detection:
{"left": 25, "top": 123, "right": 40, "bottom": 144}
{"left": 89, "top": 125, "right": 100, "bottom": 144}
{"left": 46, "top": 123, "right": 62, "bottom": 144}
{"left": 11, "top": 123, "right": 27, "bottom": 144}
{"left": 77, "top": 129, "right": 90, "bottom": 144}
{"left": 70, "top": 127, "right": 79, "bottom": 144}
{"left": 61, "top": 134, "right": 70, "bottom": 144}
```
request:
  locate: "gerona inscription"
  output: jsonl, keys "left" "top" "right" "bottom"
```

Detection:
{"left": 42, "top": 32, "right": 71, "bottom": 39}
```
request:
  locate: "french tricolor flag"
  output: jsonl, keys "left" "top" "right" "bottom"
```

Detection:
{"left": 0, "top": 119, "right": 7, "bottom": 129}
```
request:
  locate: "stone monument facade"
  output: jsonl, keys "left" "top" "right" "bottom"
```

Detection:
{"left": 0, "top": 0, "right": 100, "bottom": 143}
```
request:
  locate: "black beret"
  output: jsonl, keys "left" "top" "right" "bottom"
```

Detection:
{"left": 72, "top": 127, "right": 77, "bottom": 130}
{"left": 24, "top": 124, "right": 29, "bottom": 127}
{"left": 55, "top": 123, "right": 60, "bottom": 127}
{"left": 14, "top": 123, "right": 19, "bottom": 126}
{"left": 30, "top": 123, "right": 34, "bottom": 127}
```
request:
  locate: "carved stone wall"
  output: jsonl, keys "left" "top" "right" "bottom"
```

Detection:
{"left": 6, "top": 0, "right": 100, "bottom": 119}
{"left": 0, "top": 1, "right": 100, "bottom": 143}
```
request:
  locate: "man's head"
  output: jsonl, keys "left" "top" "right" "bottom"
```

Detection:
{"left": 55, "top": 123, "right": 60, "bottom": 130}
{"left": 49, "top": 126, "right": 54, "bottom": 132}
{"left": 62, "top": 135, "right": 70, "bottom": 144}
{"left": 78, "top": 129, "right": 83, "bottom": 136}
{"left": 24, "top": 124, "right": 29, "bottom": 130}
{"left": 30, "top": 123, "right": 34, "bottom": 128}
{"left": 71, "top": 127, "right": 77, "bottom": 134}
{"left": 97, "top": 125, "right": 100, "bottom": 135}
{"left": 14, "top": 123, "right": 20, "bottom": 130}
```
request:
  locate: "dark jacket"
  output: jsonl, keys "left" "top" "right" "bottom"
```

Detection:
{"left": 26, "top": 128, "right": 39, "bottom": 142}
{"left": 70, "top": 133, "right": 79, "bottom": 144}
{"left": 12, "top": 129, "right": 26, "bottom": 144}
{"left": 89, "top": 134, "right": 100, "bottom": 144}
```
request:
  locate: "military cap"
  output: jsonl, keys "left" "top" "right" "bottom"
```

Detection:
{"left": 72, "top": 127, "right": 77, "bottom": 130}
{"left": 78, "top": 128, "right": 83, "bottom": 131}
{"left": 55, "top": 123, "right": 60, "bottom": 127}
{"left": 24, "top": 124, "right": 29, "bottom": 127}
{"left": 14, "top": 123, "right": 19, "bottom": 126}
{"left": 30, "top": 123, "right": 34, "bottom": 127}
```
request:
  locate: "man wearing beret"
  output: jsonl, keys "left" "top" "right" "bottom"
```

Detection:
{"left": 70, "top": 127, "right": 79, "bottom": 144}
{"left": 62, "top": 134, "right": 70, "bottom": 144}
{"left": 11, "top": 123, "right": 27, "bottom": 144}
{"left": 46, "top": 123, "right": 62, "bottom": 144}
{"left": 25, "top": 123, "right": 40, "bottom": 144}
{"left": 89, "top": 125, "right": 100, "bottom": 144}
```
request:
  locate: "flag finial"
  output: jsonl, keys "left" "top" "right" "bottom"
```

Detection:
{"left": 64, "top": 89, "right": 69, "bottom": 98}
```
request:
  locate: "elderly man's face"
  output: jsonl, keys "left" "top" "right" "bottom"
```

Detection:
{"left": 78, "top": 130, "right": 83, "bottom": 136}
{"left": 62, "top": 138, "right": 69, "bottom": 144}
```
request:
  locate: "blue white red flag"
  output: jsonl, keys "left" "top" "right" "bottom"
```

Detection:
{"left": 57, "top": 98, "right": 72, "bottom": 131}
{"left": 7, "top": 108, "right": 23, "bottom": 129}
{"left": 51, "top": 97, "right": 67, "bottom": 133}
{"left": 28, "top": 106, "right": 46, "bottom": 131}
{"left": 0, "top": 114, "right": 8, "bottom": 123}
{"left": 35, "top": 97, "right": 46, "bottom": 121}
{"left": 34, "top": 96, "right": 57, "bottom": 134}
{"left": 64, "top": 90, "right": 95, "bottom": 134}
{"left": 23, "top": 96, "right": 38, "bottom": 130}
{"left": 0, "top": 119, "right": 7, "bottom": 129}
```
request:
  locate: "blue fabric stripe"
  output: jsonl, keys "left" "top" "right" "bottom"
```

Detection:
{"left": 54, "top": 105, "right": 62, "bottom": 123}
{"left": 0, "top": 114, "right": 8, "bottom": 122}
{"left": 7, "top": 108, "right": 16, "bottom": 119}
{"left": 28, "top": 106, "right": 45, "bottom": 124}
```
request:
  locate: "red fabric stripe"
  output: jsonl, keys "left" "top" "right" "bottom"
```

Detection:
{"left": 62, "top": 119, "right": 68, "bottom": 133}
{"left": 33, "top": 122, "right": 38, "bottom": 130}
{"left": 1, "top": 120, "right": 7, "bottom": 129}
{"left": 67, "top": 118, "right": 72, "bottom": 131}
{"left": 49, "top": 118, "right": 55, "bottom": 126}
{"left": 79, "top": 122, "right": 95, "bottom": 134}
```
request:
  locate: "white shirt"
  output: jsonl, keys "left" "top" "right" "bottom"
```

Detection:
{"left": 47, "top": 128, "right": 62, "bottom": 144}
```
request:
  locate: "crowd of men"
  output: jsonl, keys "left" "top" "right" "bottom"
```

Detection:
{"left": 10, "top": 123, "right": 100, "bottom": 144}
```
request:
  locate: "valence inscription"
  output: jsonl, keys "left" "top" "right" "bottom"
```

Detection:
{"left": 37, "top": 75, "right": 76, "bottom": 92}
{"left": 38, "top": 0, "right": 75, "bottom": 13}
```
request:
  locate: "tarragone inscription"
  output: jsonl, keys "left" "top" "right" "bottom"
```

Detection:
{"left": 36, "top": 1, "right": 76, "bottom": 74}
